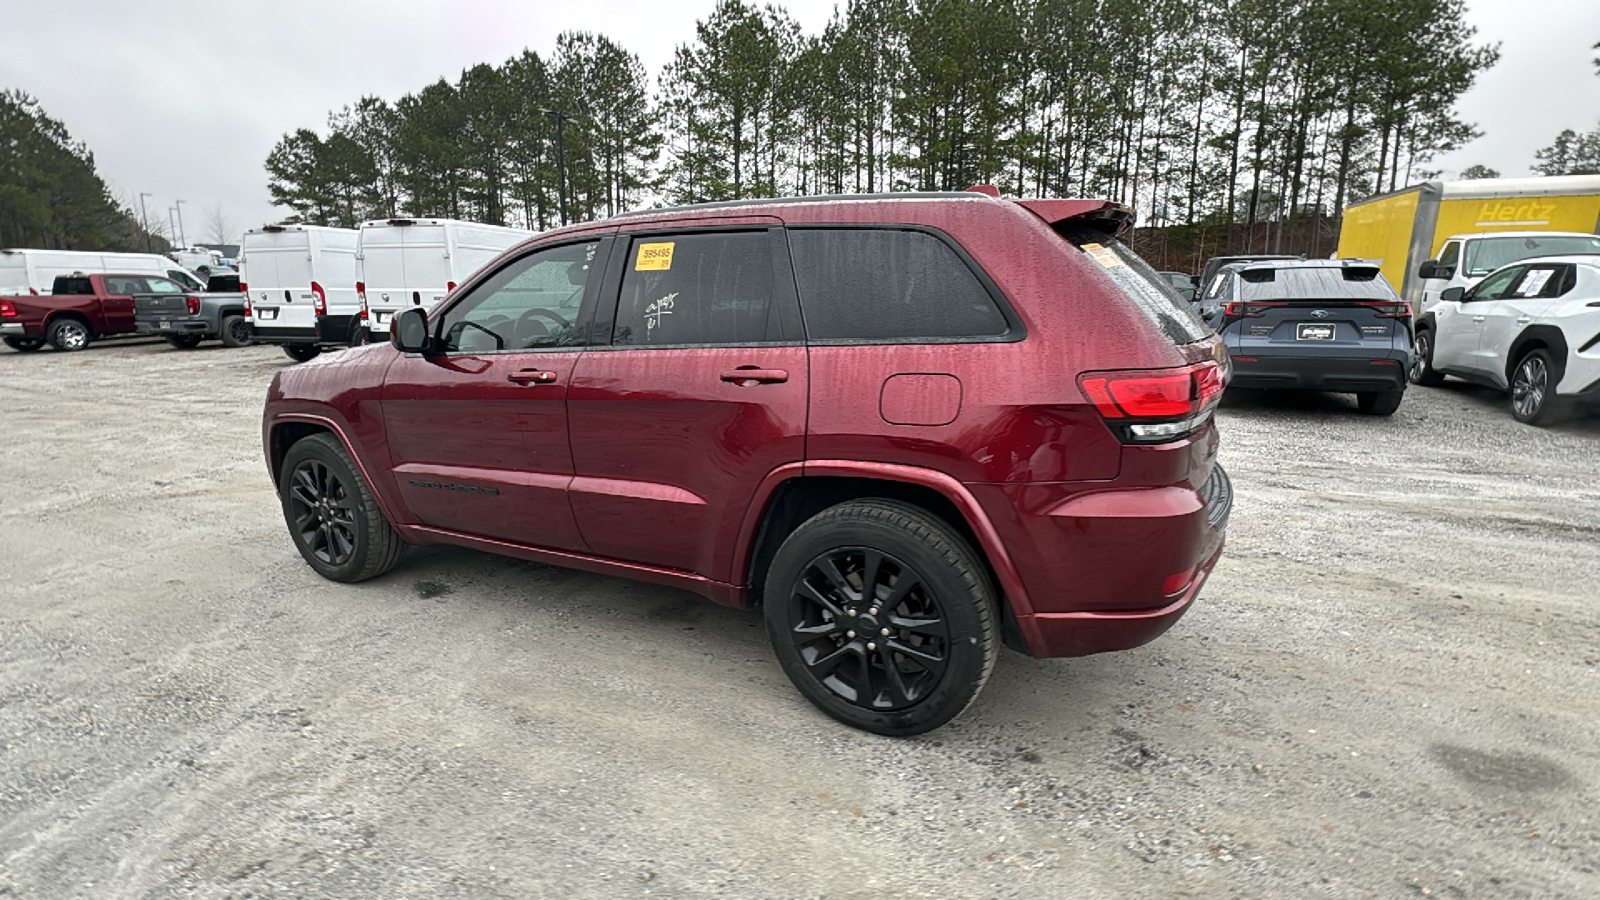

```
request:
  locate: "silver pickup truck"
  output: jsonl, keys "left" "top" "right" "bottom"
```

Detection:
{"left": 133, "top": 273, "right": 252, "bottom": 349}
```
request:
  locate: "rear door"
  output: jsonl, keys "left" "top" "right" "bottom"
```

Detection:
{"left": 381, "top": 234, "right": 610, "bottom": 551}
{"left": 565, "top": 220, "right": 807, "bottom": 578}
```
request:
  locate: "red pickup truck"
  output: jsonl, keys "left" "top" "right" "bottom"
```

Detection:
{"left": 1, "top": 273, "right": 195, "bottom": 352}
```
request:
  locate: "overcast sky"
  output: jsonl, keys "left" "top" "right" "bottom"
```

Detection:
{"left": 3, "top": 0, "right": 1596, "bottom": 245}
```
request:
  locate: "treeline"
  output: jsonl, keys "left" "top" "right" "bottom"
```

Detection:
{"left": 0, "top": 90, "right": 159, "bottom": 252}
{"left": 267, "top": 0, "right": 1496, "bottom": 265}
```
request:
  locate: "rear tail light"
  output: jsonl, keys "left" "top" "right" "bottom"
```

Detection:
{"left": 1222, "top": 300, "right": 1283, "bottom": 318}
{"left": 359, "top": 294, "right": 369, "bottom": 322}
{"left": 447, "top": 281, "right": 457, "bottom": 293}
{"left": 239, "top": 281, "right": 248, "bottom": 295}
{"left": 243, "top": 298, "right": 252, "bottom": 316}
{"left": 1078, "top": 360, "right": 1227, "bottom": 444}
{"left": 311, "top": 281, "right": 327, "bottom": 316}
{"left": 0, "top": 300, "right": 17, "bottom": 318}
{"left": 29, "top": 287, "right": 39, "bottom": 296}
{"left": 356, "top": 281, "right": 366, "bottom": 302}
{"left": 186, "top": 296, "right": 200, "bottom": 315}
{"left": 1361, "top": 300, "right": 1411, "bottom": 319}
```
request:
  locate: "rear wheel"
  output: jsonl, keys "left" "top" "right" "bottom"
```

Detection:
{"left": 1510, "top": 348, "right": 1569, "bottom": 427}
{"left": 47, "top": 318, "right": 91, "bottom": 351}
{"left": 279, "top": 433, "right": 406, "bottom": 582}
{"left": 283, "top": 344, "right": 321, "bottom": 363}
{"left": 220, "top": 315, "right": 251, "bottom": 348}
{"left": 164, "top": 334, "right": 203, "bottom": 349}
{"left": 1357, "top": 389, "right": 1404, "bottom": 416}
{"left": 763, "top": 500, "right": 997, "bottom": 736}
{"left": 3, "top": 336, "right": 44, "bottom": 352}
{"left": 1410, "top": 328, "right": 1445, "bottom": 386}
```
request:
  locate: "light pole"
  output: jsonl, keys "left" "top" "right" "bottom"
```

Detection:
{"left": 168, "top": 209, "right": 179, "bottom": 251}
{"left": 174, "top": 199, "right": 188, "bottom": 248}
{"left": 138, "top": 192, "right": 154, "bottom": 252}
{"left": 537, "top": 108, "right": 578, "bottom": 226}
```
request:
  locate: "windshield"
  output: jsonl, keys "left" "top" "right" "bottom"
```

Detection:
{"left": 1464, "top": 235, "right": 1600, "bottom": 276}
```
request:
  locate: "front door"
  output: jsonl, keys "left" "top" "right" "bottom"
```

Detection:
{"left": 98, "top": 274, "right": 145, "bottom": 333}
{"left": 381, "top": 235, "right": 612, "bottom": 552}
{"left": 566, "top": 222, "right": 808, "bottom": 580}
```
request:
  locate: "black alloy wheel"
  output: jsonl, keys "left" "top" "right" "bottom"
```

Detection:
{"left": 764, "top": 500, "right": 996, "bottom": 736}
{"left": 221, "top": 315, "right": 251, "bottom": 348}
{"left": 283, "top": 344, "right": 321, "bottom": 363}
{"left": 278, "top": 434, "right": 406, "bottom": 582}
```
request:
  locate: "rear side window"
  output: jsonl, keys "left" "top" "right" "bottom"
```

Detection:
{"left": 787, "top": 228, "right": 1011, "bottom": 341}
{"left": 1056, "top": 224, "right": 1208, "bottom": 345}
{"left": 613, "top": 231, "right": 780, "bottom": 346}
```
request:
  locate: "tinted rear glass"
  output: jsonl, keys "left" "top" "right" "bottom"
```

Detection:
{"left": 1238, "top": 266, "right": 1398, "bottom": 301}
{"left": 788, "top": 228, "right": 1010, "bottom": 341}
{"left": 1057, "top": 224, "right": 1208, "bottom": 345}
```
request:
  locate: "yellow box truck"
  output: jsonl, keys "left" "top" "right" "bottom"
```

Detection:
{"left": 1336, "top": 175, "right": 1600, "bottom": 312}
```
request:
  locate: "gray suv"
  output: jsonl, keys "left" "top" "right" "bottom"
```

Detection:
{"left": 1206, "top": 259, "right": 1412, "bottom": 415}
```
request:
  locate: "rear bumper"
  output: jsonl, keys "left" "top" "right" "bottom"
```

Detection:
{"left": 972, "top": 452, "right": 1233, "bottom": 659}
{"left": 249, "top": 325, "right": 319, "bottom": 345}
{"left": 1228, "top": 355, "right": 1407, "bottom": 392}
{"left": 0, "top": 322, "right": 26, "bottom": 336}
{"left": 136, "top": 317, "right": 211, "bottom": 336}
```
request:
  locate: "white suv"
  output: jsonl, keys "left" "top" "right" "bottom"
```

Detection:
{"left": 1411, "top": 255, "right": 1600, "bottom": 425}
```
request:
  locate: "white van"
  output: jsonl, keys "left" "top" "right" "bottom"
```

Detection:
{"left": 0, "top": 248, "right": 206, "bottom": 295}
{"left": 356, "top": 218, "right": 533, "bottom": 335}
{"left": 239, "top": 224, "right": 360, "bottom": 362}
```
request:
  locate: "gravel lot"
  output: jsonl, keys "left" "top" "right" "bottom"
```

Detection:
{"left": 2, "top": 338, "right": 1598, "bottom": 899}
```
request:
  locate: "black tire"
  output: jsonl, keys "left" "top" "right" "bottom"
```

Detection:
{"left": 283, "top": 344, "right": 321, "bottom": 363}
{"left": 279, "top": 433, "right": 406, "bottom": 583}
{"left": 347, "top": 326, "right": 369, "bottom": 348}
{"left": 3, "top": 335, "right": 45, "bottom": 352}
{"left": 164, "top": 334, "right": 203, "bottom": 349}
{"left": 220, "top": 315, "right": 251, "bottom": 348}
{"left": 1410, "top": 328, "right": 1445, "bottom": 386}
{"left": 46, "top": 318, "right": 91, "bottom": 352}
{"left": 763, "top": 499, "right": 997, "bottom": 736}
{"left": 1357, "top": 389, "right": 1404, "bottom": 416}
{"left": 1509, "top": 348, "right": 1570, "bottom": 427}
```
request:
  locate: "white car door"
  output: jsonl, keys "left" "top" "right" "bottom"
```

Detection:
{"left": 1440, "top": 265, "right": 1522, "bottom": 377}
{"left": 1477, "top": 263, "right": 1570, "bottom": 387}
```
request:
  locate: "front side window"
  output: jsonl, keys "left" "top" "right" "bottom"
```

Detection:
{"left": 613, "top": 231, "right": 778, "bottom": 346}
{"left": 1436, "top": 242, "right": 1461, "bottom": 270}
{"left": 788, "top": 228, "right": 1010, "bottom": 341}
{"left": 1470, "top": 266, "right": 1524, "bottom": 301}
{"left": 437, "top": 240, "right": 598, "bottom": 353}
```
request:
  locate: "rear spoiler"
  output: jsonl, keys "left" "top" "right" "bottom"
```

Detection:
{"left": 1013, "top": 199, "right": 1135, "bottom": 239}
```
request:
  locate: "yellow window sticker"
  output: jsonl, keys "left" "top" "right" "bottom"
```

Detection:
{"left": 635, "top": 242, "right": 675, "bottom": 271}
{"left": 1081, "top": 242, "right": 1124, "bottom": 269}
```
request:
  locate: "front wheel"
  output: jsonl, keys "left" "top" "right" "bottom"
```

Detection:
{"left": 1357, "top": 389, "right": 1404, "bottom": 416}
{"left": 1410, "top": 329, "right": 1445, "bottom": 386}
{"left": 47, "top": 318, "right": 91, "bottom": 351}
{"left": 279, "top": 433, "right": 406, "bottom": 582}
{"left": 282, "top": 344, "right": 321, "bottom": 363}
{"left": 763, "top": 499, "right": 997, "bottom": 736}
{"left": 1510, "top": 348, "right": 1569, "bottom": 427}
{"left": 3, "top": 335, "right": 45, "bottom": 352}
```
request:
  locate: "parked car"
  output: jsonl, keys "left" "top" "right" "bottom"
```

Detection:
{"left": 1158, "top": 270, "right": 1197, "bottom": 302}
{"left": 1209, "top": 259, "right": 1411, "bottom": 415}
{"left": 0, "top": 272, "right": 176, "bottom": 351}
{"left": 356, "top": 218, "right": 533, "bottom": 338}
{"left": 1410, "top": 255, "right": 1600, "bottom": 425}
{"left": 0, "top": 248, "right": 206, "bottom": 295}
{"left": 240, "top": 224, "right": 360, "bottom": 362}
{"left": 1413, "top": 231, "right": 1600, "bottom": 314}
{"left": 133, "top": 271, "right": 250, "bottom": 349}
{"left": 261, "top": 189, "right": 1234, "bottom": 736}
{"left": 1196, "top": 254, "right": 1304, "bottom": 298}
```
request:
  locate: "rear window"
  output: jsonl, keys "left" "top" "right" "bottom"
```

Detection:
{"left": 1057, "top": 224, "right": 1208, "bottom": 345}
{"left": 53, "top": 276, "right": 93, "bottom": 295}
{"left": 1238, "top": 266, "right": 1398, "bottom": 302}
{"left": 788, "top": 228, "right": 1011, "bottom": 341}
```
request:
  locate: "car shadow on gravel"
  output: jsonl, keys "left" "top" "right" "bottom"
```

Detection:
{"left": 1219, "top": 387, "right": 1369, "bottom": 415}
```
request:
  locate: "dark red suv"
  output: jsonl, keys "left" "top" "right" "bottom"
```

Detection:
{"left": 263, "top": 190, "right": 1232, "bottom": 735}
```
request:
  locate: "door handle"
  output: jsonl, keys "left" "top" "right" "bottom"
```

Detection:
{"left": 507, "top": 369, "right": 557, "bottom": 385}
{"left": 1516, "top": 316, "right": 1532, "bottom": 325}
{"left": 720, "top": 367, "right": 788, "bottom": 385}
{"left": 1471, "top": 316, "right": 1485, "bottom": 323}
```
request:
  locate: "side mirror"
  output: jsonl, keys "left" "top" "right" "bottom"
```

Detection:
{"left": 1440, "top": 286, "right": 1466, "bottom": 304}
{"left": 392, "top": 307, "right": 431, "bottom": 353}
